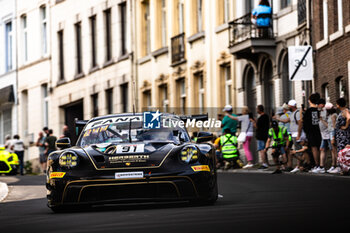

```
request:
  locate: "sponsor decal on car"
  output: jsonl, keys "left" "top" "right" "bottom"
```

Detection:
{"left": 109, "top": 155, "right": 149, "bottom": 164}
{"left": 49, "top": 172, "right": 66, "bottom": 178}
{"left": 191, "top": 165, "right": 210, "bottom": 172}
{"left": 115, "top": 171, "right": 144, "bottom": 179}
{"left": 116, "top": 144, "right": 145, "bottom": 153}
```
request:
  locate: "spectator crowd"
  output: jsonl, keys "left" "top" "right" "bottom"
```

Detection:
{"left": 213, "top": 93, "right": 350, "bottom": 175}
{"left": 3, "top": 125, "right": 70, "bottom": 175}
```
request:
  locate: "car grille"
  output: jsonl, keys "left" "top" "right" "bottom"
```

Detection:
{"left": 0, "top": 161, "right": 10, "bottom": 171}
{"left": 78, "top": 183, "right": 179, "bottom": 203}
{"left": 62, "top": 177, "right": 198, "bottom": 204}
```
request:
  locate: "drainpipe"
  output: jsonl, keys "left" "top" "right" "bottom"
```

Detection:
{"left": 131, "top": 0, "right": 138, "bottom": 112}
{"left": 14, "top": 0, "right": 19, "bottom": 136}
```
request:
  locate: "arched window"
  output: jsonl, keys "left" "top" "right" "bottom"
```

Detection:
{"left": 244, "top": 65, "right": 257, "bottom": 116}
{"left": 262, "top": 59, "right": 274, "bottom": 114}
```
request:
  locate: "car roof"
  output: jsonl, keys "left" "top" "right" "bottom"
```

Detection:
{"left": 88, "top": 112, "right": 180, "bottom": 123}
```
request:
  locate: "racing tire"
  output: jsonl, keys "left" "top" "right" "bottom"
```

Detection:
{"left": 190, "top": 175, "right": 218, "bottom": 206}
{"left": 205, "top": 176, "right": 218, "bottom": 205}
{"left": 50, "top": 206, "right": 70, "bottom": 213}
{"left": 8, "top": 168, "right": 18, "bottom": 176}
{"left": 50, "top": 204, "right": 90, "bottom": 213}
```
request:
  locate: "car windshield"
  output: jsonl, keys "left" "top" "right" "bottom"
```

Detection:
{"left": 77, "top": 117, "right": 190, "bottom": 147}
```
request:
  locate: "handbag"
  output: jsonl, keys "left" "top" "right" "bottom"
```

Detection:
{"left": 237, "top": 132, "right": 247, "bottom": 143}
{"left": 237, "top": 121, "right": 251, "bottom": 143}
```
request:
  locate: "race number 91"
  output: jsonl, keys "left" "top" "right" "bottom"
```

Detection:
{"left": 116, "top": 144, "right": 145, "bottom": 153}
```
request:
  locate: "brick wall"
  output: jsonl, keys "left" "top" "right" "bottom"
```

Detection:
{"left": 312, "top": 0, "right": 350, "bottom": 104}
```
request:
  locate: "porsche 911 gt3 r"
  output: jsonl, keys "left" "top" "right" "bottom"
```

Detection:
{"left": 46, "top": 113, "right": 218, "bottom": 212}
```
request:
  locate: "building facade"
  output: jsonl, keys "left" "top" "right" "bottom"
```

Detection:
{"left": 312, "top": 0, "right": 350, "bottom": 104}
{"left": 16, "top": 0, "right": 52, "bottom": 162}
{"left": 135, "top": 0, "right": 237, "bottom": 117}
{"left": 229, "top": 0, "right": 312, "bottom": 116}
{"left": 50, "top": 0, "right": 134, "bottom": 145}
{"left": 0, "top": 0, "right": 18, "bottom": 144}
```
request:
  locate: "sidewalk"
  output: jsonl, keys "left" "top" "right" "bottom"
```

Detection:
{"left": 0, "top": 181, "right": 9, "bottom": 202}
{"left": 217, "top": 166, "right": 350, "bottom": 178}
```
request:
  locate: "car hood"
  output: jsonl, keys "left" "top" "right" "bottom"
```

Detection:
{"left": 82, "top": 142, "right": 182, "bottom": 169}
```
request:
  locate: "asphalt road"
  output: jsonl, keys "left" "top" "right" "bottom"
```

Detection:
{"left": 1, "top": 172, "right": 350, "bottom": 233}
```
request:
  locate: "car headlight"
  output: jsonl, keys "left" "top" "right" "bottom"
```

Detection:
{"left": 180, "top": 146, "right": 199, "bottom": 163}
{"left": 59, "top": 151, "right": 79, "bottom": 168}
{"left": 7, "top": 156, "right": 13, "bottom": 162}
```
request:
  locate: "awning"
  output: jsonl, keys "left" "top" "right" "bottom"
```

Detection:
{"left": 0, "top": 85, "right": 15, "bottom": 105}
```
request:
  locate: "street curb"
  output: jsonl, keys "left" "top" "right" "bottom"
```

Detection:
{"left": 0, "top": 182, "right": 9, "bottom": 202}
{"left": 217, "top": 169, "right": 350, "bottom": 178}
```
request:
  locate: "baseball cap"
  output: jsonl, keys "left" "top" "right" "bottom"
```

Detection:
{"left": 282, "top": 103, "right": 289, "bottom": 110}
{"left": 325, "top": 102, "right": 333, "bottom": 110}
{"left": 223, "top": 105, "right": 232, "bottom": 112}
{"left": 288, "top": 99, "right": 297, "bottom": 107}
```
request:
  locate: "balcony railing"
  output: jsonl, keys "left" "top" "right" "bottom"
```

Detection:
{"left": 171, "top": 33, "right": 185, "bottom": 65}
{"left": 228, "top": 13, "right": 274, "bottom": 47}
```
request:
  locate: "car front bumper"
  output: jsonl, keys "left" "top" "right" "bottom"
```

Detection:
{"left": 46, "top": 168, "right": 215, "bottom": 207}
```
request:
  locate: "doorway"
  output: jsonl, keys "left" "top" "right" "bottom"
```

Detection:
{"left": 262, "top": 59, "right": 274, "bottom": 115}
{"left": 244, "top": 65, "right": 257, "bottom": 162}
{"left": 63, "top": 100, "right": 84, "bottom": 145}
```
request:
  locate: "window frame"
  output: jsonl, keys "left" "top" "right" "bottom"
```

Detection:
{"left": 119, "top": 2, "right": 127, "bottom": 56}
{"left": 5, "top": 21, "right": 13, "bottom": 72}
{"left": 104, "top": 8, "right": 112, "bottom": 62}
{"left": 21, "top": 15, "right": 28, "bottom": 63}
{"left": 90, "top": 15, "right": 97, "bottom": 68}
{"left": 58, "top": 30, "right": 65, "bottom": 81}
{"left": 40, "top": 5, "right": 48, "bottom": 56}
{"left": 224, "top": 65, "right": 232, "bottom": 106}
{"left": 75, "top": 21, "right": 83, "bottom": 75}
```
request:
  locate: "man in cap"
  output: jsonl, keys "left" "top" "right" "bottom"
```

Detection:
{"left": 221, "top": 105, "right": 238, "bottom": 136}
{"left": 264, "top": 120, "right": 290, "bottom": 174}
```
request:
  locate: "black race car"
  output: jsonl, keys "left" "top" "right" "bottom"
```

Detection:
{"left": 46, "top": 113, "right": 218, "bottom": 212}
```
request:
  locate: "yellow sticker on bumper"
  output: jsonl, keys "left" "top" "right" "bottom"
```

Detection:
{"left": 49, "top": 172, "right": 66, "bottom": 178}
{"left": 191, "top": 165, "right": 210, "bottom": 172}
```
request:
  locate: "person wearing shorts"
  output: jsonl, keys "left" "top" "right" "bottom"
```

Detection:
{"left": 302, "top": 93, "right": 322, "bottom": 172}
{"left": 254, "top": 105, "right": 270, "bottom": 169}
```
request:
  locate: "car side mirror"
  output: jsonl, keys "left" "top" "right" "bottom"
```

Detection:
{"left": 196, "top": 132, "right": 213, "bottom": 143}
{"left": 56, "top": 137, "right": 71, "bottom": 149}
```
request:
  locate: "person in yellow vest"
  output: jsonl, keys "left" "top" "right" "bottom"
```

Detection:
{"left": 264, "top": 120, "right": 290, "bottom": 174}
{"left": 215, "top": 128, "right": 243, "bottom": 170}
{"left": 274, "top": 103, "right": 293, "bottom": 171}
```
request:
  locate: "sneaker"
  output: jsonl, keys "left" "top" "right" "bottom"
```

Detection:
{"left": 272, "top": 169, "right": 282, "bottom": 174}
{"left": 258, "top": 164, "right": 269, "bottom": 169}
{"left": 243, "top": 164, "right": 254, "bottom": 169}
{"left": 290, "top": 167, "right": 300, "bottom": 173}
{"left": 318, "top": 167, "right": 326, "bottom": 173}
{"left": 311, "top": 167, "right": 325, "bottom": 174}
{"left": 237, "top": 159, "right": 244, "bottom": 168}
{"left": 327, "top": 166, "right": 335, "bottom": 173}
{"left": 309, "top": 166, "right": 319, "bottom": 173}
{"left": 224, "top": 161, "right": 231, "bottom": 170}
{"left": 329, "top": 167, "right": 341, "bottom": 174}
